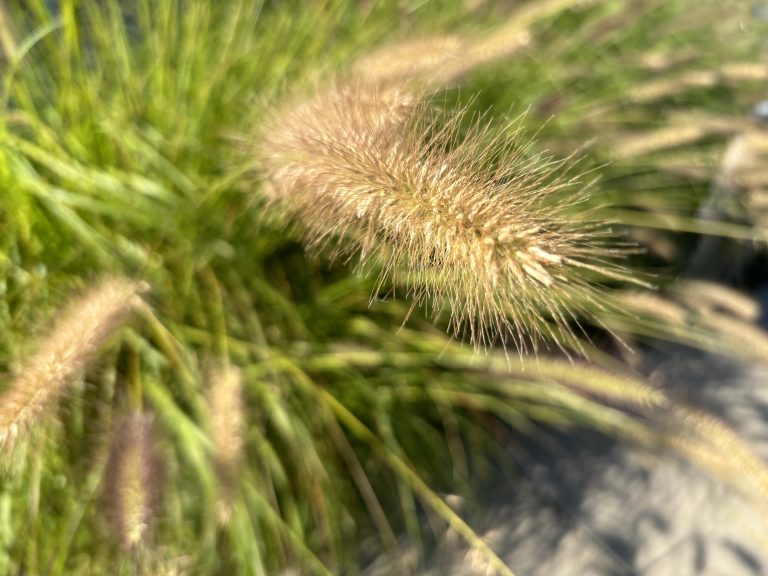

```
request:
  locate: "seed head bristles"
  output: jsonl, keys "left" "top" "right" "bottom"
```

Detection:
{"left": 0, "top": 278, "right": 147, "bottom": 451}
{"left": 208, "top": 365, "right": 244, "bottom": 524}
{"left": 258, "top": 83, "right": 638, "bottom": 355}
{"left": 104, "top": 411, "right": 162, "bottom": 551}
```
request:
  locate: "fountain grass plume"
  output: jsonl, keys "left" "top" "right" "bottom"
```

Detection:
{"left": 351, "top": 0, "right": 595, "bottom": 88}
{"left": 208, "top": 365, "right": 244, "bottom": 524}
{"left": 257, "top": 83, "right": 639, "bottom": 353}
{"left": 0, "top": 278, "right": 147, "bottom": 451}
{"left": 104, "top": 410, "right": 162, "bottom": 551}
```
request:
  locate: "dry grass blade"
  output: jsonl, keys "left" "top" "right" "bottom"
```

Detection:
{"left": 0, "top": 278, "right": 146, "bottom": 451}
{"left": 104, "top": 410, "right": 162, "bottom": 551}
{"left": 256, "top": 83, "right": 638, "bottom": 353}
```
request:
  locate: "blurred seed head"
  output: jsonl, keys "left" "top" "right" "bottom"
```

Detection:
{"left": 0, "top": 278, "right": 146, "bottom": 452}
{"left": 104, "top": 410, "right": 162, "bottom": 551}
{"left": 353, "top": 35, "right": 466, "bottom": 86}
{"left": 208, "top": 365, "right": 244, "bottom": 524}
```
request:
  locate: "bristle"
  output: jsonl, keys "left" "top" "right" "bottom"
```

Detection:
{"left": 104, "top": 411, "right": 162, "bottom": 551}
{"left": 0, "top": 278, "right": 146, "bottom": 451}
{"left": 208, "top": 365, "right": 244, "bottom": 523}
{"left": 256, "top": 83, "right": 636, "bottom": 353}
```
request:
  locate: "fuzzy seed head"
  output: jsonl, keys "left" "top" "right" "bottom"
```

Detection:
{"left": 209, "top": 366, "right": 244, "bottom": 468}
{"left": 352, "top": 35, "right": 466, "bottom": 85}
{"left": 104, "top": 411, "right": 162, "bottom": 551}
{"left": 0, "top": 278, "right": 146, "bottom": 451}
{"left": 257, "top": 84, "right": 635, "bottom": 353}
{"left": 208, "top": 365, "right": 244, "bottom": 523}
